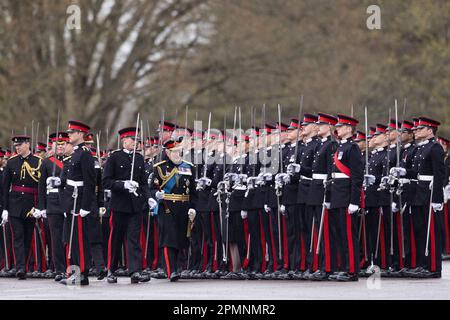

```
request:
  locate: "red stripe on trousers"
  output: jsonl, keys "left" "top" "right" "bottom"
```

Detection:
{"left": 312, "top": 221, "right": 318, "bottom": 271}
{"left": 8, "top": 223, "right": 17, "bottom": 268}
{"left": 324, "top": 209, "right": 331, "bottom": 272}
{"left": 300, "top": 236, "right": 306, "bottom": 271}
{"left": 152, "top": 221, "right": 159, "bottom": 270}
{"left": 164, "top": 247, "right": 171, "bottom": 278}
{"left": 210, "top": 212, "right": 218, "bottom": 271}
{"left": 396, "top": 214, "right": 404, "bottom": 269}
{"left": 242, "top": 218, "right": 249, "bottom": 270}
{"left": 107, "top": 212, "right": 114, "bottom": 270}
{"left": 140, "top": 222, "right": 146, "bottom": 269}
{"left": 268, "top": 213, "right": 278, "bottom": 271}
{"left": 282, "top": 215, "right": 289, "bottom": 270}
{"left": 379, "top": 210, "right": 386, "bottom": 269}
{"left": 444, "top": 203, "right": 450, "bottom": 253}
{"left": 346, "top": 210, "right": 355, "bottom": 274}
{"left": 410, "top": 217, "right": 416, "bottom": 268}
{"left": 65, "top": 245, "right": 70, "bottom": 272}
{"left": 77, "top": 216, "right": 85, "bottom": 273}
{"left": 38, "top": 220, "right": 47, "bottom": 271}
{"left": 30, "top": 231, "right": 36, "bottom": 272}
{"left": 430, "top": 211, "right": 436, "bottom": 272}
{"left": 258, "top": 211, "right": 267, "bottom": 272}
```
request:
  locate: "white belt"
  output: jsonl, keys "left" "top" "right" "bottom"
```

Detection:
{"left": 312, "top": 174, "right": 328, "bottom": 180}
{"left": 47, "top": 189, "right": 59, "bottom": 194}
{"left": 300, "top": 175, "right": 312, "bottom": 181}
{"left": 399, "top": 178, "right": 410, "bottom": 184}
{"left": 332, "top": 172, "right": 350, "bottom": 179}
{"left": 418, "top": 175, "right": 433, "bottom": 182}
{"left": 67, "top": 180, "right": 84, "bottom": 187}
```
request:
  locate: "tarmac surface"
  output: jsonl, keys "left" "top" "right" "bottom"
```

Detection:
{"left": 1, "top": 261, "right": 450, "bottom": 300}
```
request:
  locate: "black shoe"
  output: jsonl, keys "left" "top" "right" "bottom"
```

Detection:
{"left": 238, "top": 271, "right": 250, "bottom": 280}
{"left": 180, "top": 270, "right": 191, "bottom": 279}
{"left": 328, "top": 272, "right": 344, "bottom": 281}
{"left": 31, "top": 271, "right": 42, "bottom": 278}
{"left": 388, "top": 269, "right": 403, "bottom": 278}
{"left": 221, "top": 272, "right": 240, "bottom": 280}
{"left": 43, "top": 269, "right": 55, "bottom": 279}
{"left": 16, "top": 269, "right": 26, "bottom": 280}
{"left": 54, "top": 273, "right": 65, "bottom": 282}
{"left": 7, "top": 268, "right": 17, "bottom": 278}
{"left": 292, "top": 270, "right": 303, "bottom": 280}
{"left": 0, "top": 268, "right": 10, "bottom": 277}
{"left": 131, "top": 272, "right": 151, "bottom": 284}
{"left": 310, "top": 270, "right": 329, "bottom": 281}
{"left": 301, "top": 269, "right": 312, "bottom": 280}
{"left": 107, "top": 272, "right": 118, "bottom": 284}
{"left": 414, "top": 269, "right": 441, "bottom": 279}
{"left": 277, "top": 271, "right": 291, "bottom": 280}
{"left": 170, "top": 272, "right": 180, "bottom": 282}
{"left": 262, "top": 270, "right": 273, "bottom": 280}
{"left": 114, "top": 267, "right": 126, "bottom": 277}
{"left": 97, "top": 268, "right": 108, "bottom": 281}
{"left": 336, "top": 272, "right": 358, "bottom": 282}
{"left": 89, "top": 268, "right": 97, "bottom": 277}
{"left": 60, "top": 274, "right": 89, "bottom": 286}
{"left": 205, "top": 270, "right": 220, "bottom": 279}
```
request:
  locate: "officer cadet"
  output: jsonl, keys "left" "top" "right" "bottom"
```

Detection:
{"left": 0, "top": 148, "right": 14, "bottom": 277}
{"left": 52, "top": 120, "right": 96, "bottom": 286}
{"left": 102, "top": 127, "right": 151, "bottom": 284}
{"left": 35, "top": 142, "right": 47, "bottom": 158}
{"left": 36, "top": 132, "right": 69, "bottom": 281}
{"left": 438, "top": 136, "right": 450, "bottom": 258}
{"left": 354, "top": 131, "right": 367, "bottom": 154}
{"left": 280, "top": 118, "right": 304, "bottom": 280}
{"left": 328, "top": 114, "right": 363, "bottom": 282}
{"left": 1, "top": 135, "right": 42, "bottom": 280}
{"left": 396, "top": 117, "right": 445, "bottom": 278}
{"left": 87, "top": 147, "right": 107, "bottom": 280}
{"left": 149, "top": 139, "right": 197, "bottom": 282}
{"left": 304, "top": 113, "right": 338, "bottom": 280}
{"left": 287, "top": 114, "right": 320, "bottom": 280}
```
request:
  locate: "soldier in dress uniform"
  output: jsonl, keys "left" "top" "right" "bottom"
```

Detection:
{"left": 1, "top": 135, "right": 42, "bottom": 280}
{"left": 0, "top": 148, "right": 14, "bottom": 277}
{"left": 102, "top": 127, "right": 151, "bottom": 284}
{"left": 54, "top": 121, "right": 96, "bottom": 286}
{"left": 303, "top": 113, "right": 338, "bottom": 280}
{"left": 149, "top": 139, "right": 198, "bottom": 282}
{"left": 36, "top": 132, "right": 69, "bottom": 281}
{"left": 327, "top": 114, "right": 363, "bottom": 282}
{"left": 438, "top": 136, "right": 450, "bottom": 258}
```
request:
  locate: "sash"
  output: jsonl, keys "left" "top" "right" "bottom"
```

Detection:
{"left": 334, "top": 152, "right": 351, "bottom": 177}
{"left": 48, "top": 156, "right": 63, "bottom": 170}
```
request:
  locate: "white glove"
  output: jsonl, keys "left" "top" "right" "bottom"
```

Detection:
{"left": 391, "top": 203, "right": 399, "bottom": 213}
{"left": 155, "top": 190, "right": 165, "bottom": 200}
{"left": 287, "top": 163, "right": 301, "bottom": 174}
{"left": 32, "top": 209, "right": 42, "bottom": 219}
{"left": 263, "top": 172, "right": 273, "bottom": 182}
{"left": 390, "top": 167, "right": 406, "bottom": 177}
{"left": 431, "top": 203, "right": 443, "bottom": 212}
{"left": 46, "top": 177, "right": 61, "bottom": 188}
{"left": 79, "top": 209, "right": 90, "bottom": 217}
{"left": 241, "top": 210, "right": 248, "bottom": 219}
{"left": 1, "top": 210, "right": 8, "bottom": 223}
{"left": 348, "top": 204, "right": 359, "bottom": 214}
{"left": 264, "top": 204, "right": 271, "bottom": 213}
{"left": 324, "top": 202, "right": 331, "bottom": 209}
{"left": 275, "top": 173, "right": 290, "bottom": 184}
{"left": 444, "top": 185, "right": 450, "bottom": 202}
{"left": 99, "top": 207, "right": 106, "bottom": 216}
{"left": 364, "top": 174, "right": 376, "bottom": 186}
{"left": 188, "top": 209, "right": 196, "bottom": 222}
{"left": 199, "top": 177, "right": 212, "bottom": 187}
{"left": 64, "top": 212, "right": 67, "bottom": 218}
{"left": 280, "top": 205, "right": 286, "bottom": 214}
{"left": 40, "top": 209, "right": 47, "bottom": 219}
{"left": 124, "top": 180, "right": 139, "bottom": 194}
{"left": 148, "top": 198, "right": 157, "bottom": 210}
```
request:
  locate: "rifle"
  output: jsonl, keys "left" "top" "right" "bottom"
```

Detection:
{"left": 52, "top": 109, "right": 61, "bottom": 177}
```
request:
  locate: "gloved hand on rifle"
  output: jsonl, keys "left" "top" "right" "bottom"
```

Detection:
{"left": 32, "top": 208, "right": 42, "bottom": 219}
{"left": 287, "top": 163, "right": 301, "bottom": 175}
{"left": 390, "top": 167, "right": 406, "bottom": 177}
{"left": 1, "top": 210, "right": 7, "bottom": 224}
{"left": 348, "top": 204, "right": 359, "bottom": 214}
{"left": 46, "top": 177, "right": 61, "bottom": 189}
{"left": 241, "top": 210, "right": 248, "bottom": 219}
{"left": 363, "top": 174, "right": 376, "bottom": 187}
{"left": 188, "top": 209, "right": 196, "bottom": 222}
{"left": 124, "top": 180, "right": 139, "bottom": 195}
{"left": 432, "top": 203, "right": 443, "bottom": 212}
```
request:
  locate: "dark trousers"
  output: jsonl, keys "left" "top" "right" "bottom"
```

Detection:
{"left": 47, "top": 215, "right": 66, "bottom": 274}
{"left": 300, "top": 203, "right": 314, "bottom": 271}
{"left": 163, "top": 246, "right": 179, "bottom": 277}
{"left": 65, "top": 215, "right": 91, "bottom": 276}
{"left": 9, "top": 217, "right": 35, "bottom": 271}
{"left": 411, "top": 205, "right": 442, "bottom": 272}
{"left": 189, "top": 214, "right": 204, "bottom": 271}
{"left": 107, "top": 211, "right": 142, "bottom": 275}
{"left": 329, "top": 208, "right": 360, "bottom": 274}
{"left": 402, "top": 207, "right": 416, "bottom": 268}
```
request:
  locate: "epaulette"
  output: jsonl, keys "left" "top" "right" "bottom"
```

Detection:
{"left": 63, "top": 156, "right": 72, "bottom": 161}
{"left": 9, "top": 154, "right": 19, "bottom": 160}
{"left": 111, "top": 149, "right": 120, "bottom": 154}
{"left": 82, "top": 146, "right": 90, "bottom": 152}
{"left": 182, "top": 159, "right": 194, "bottom": 166}
{"left": 153, "top": 160, "right": 167, "bottom": 168}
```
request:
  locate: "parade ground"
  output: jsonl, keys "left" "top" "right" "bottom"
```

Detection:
{"left": 1, "top": 261, "right": 450, "bottom": 300}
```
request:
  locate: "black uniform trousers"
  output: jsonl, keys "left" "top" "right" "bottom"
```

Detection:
{"left": 88, "top": 214, "right": 105, "bottom": 271}
{"left": 266, "top": 207, "right": 283, "bottom": 272}
{"left": 47, "top": 215, "right": 66, "bottom": 274}
{"left": 9, "top": 216, "right": 35, "bottom": 271}
{"left": 247, "top": 209, "right": 263, "bottom": 272}
{"left": 411, "top": 206, "right": 442, "bottom": 272}
{"left": 189, "top": 213, "right": 204, "bottom": 271}
{"left": 107, "top": 211, "right": 143, "bottom": 275}
{"left": 64, "top": 214, "right": 91, "bottom": 276}
{"left": 300, "top": 204, "right": 314, "bottom": 271}
{"left": 284, "top": 205, "right": 299, "bottom": 271}
{"left": 329, "top": 208, "right": 360, "bottom": 274}
{"left": 198, "top": 211, "right": 214, "bottom": 272}
{"left": 307, "top": 205, "right": 333, "bottom": 273}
